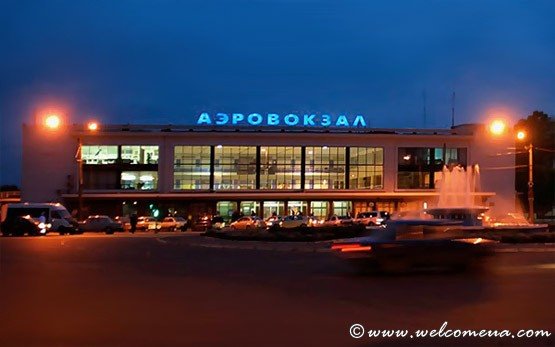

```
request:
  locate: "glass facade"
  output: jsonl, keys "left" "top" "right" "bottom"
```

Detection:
{"left": 349, "top": 147, "right": 384, "bottom": 189}
{"left": 214, "top": 146, "right": 257, "bottom": 189}
{"left": 83, "top": 145, "right": 159, "bottom": 190}
{"left": 332, "top": 201, "right": 352, "bottom": 216}
{"left": 216, "top": 201, "right": 237, "bottom": 219}
{"left": 260, "top": 146, "right": 302, "bottom": 189}
{"left": 310, "top": 201, "right": 329, "bottom": 218}
{"left": 174, "top": 146, "right": 211, "bottom": 190}
{"left": 288, "top": 201, "right": 307, "bottom": 215}
{"left": 121, "top": 171, "right": 158, "bottom": 190}
{"left": 262, "top": 201, "right": 286, "bottom": 218}
{"left": 397, "top": 147, "right": 468, "bottom": 189}
{"left": 82, "top": 145, "right": 118, "bottom": 164}
{"left": 121, "top": 145, "right": 159, "bottom": 164}
{"left": 305, "top": 146, "right": 346, "bottom": 189}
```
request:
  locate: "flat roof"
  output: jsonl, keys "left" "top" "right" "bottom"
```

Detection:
{"left": 48, "top": 123, "right": 480, "bottom": 136}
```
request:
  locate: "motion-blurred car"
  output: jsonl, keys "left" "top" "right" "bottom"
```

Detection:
{"left": 353, "top": 211, "right": 390, "bottom": 226}
{"left": 136, "top": 216, "right": 159, "bottom": 231}
{"left": 229, "top": 216, "right": 265, "bottom": 230}
{"left": 79, "top": 215, "right": 124, "bottom": 234}
{"left": 331, "top": 219, "right": 496, "bottom": 273}
{"left": 279, "top": 215, "right": 320, "bottom": 228}
{"left": 323, "top": 215, "right": 353, "bottom": 227}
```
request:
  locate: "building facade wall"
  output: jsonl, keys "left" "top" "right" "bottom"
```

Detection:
{"left": 21, "top": 123, "right": 516, "bottom": 217}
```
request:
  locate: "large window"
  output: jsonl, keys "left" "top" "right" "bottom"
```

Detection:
{"left": 82, "top": 144, "right": 159, "bottom": 190}
{"left": 349, "top": 147, "right": 384, "bottom": 189}
{"left": 260, "top": 146, "right": 302, "bottom": 189}
{"left": 397, "top": 147, "right": 467, "bottom": 189}
{"left": 214, "top": 146, "right": 257, "bottom": 190}
{"left": 305, "top": 147, "right": 346, "bottom": 189}
{"left": 121, "top": 171, "right": 158, "bottom": 190}
{"left": 121, "top": 145, "right": 159, "bottom": 164}
{"left": 310, "top": 201, "right": 329, "bottom": 218}
{"left": 82, "top": 145, "right": 118, "bottom": 164}
{"left": 174, "top": 146, "right": 211, "bottom": 190}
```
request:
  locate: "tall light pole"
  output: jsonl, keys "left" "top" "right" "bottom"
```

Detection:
{"left": 517, "top": 130, "right": 534, "bottom": 223}
{"left": 77, "top": 136, "right": 84, "bottom": 221}
{"left": 76, "top": 121, "right": 99, "bottom": 221}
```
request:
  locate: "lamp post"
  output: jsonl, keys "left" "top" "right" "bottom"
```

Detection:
{"left": 76, "top": 121, "right": 99, "bottom": 221}
{"left": 488, "top": 120, "right": 536, "bottom": 223}
{"left": 517, "top": 130, "right": 534, "bottom": 223}
{"left": 77, "top": 137, "right": 84, "bottom": 221}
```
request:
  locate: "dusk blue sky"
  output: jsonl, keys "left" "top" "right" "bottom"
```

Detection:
{"left": 1, "top": 0, "right": 554, "bottom": 185}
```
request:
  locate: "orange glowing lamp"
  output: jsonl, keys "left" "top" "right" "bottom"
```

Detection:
{"left": 488, "top": 119, "right": 507, "bottom": 136}
{"left": 87, "top": 121, "right": 99, "bottom": 131}
{"left": 44, "top": 114, "right": 61, "bottom": 129}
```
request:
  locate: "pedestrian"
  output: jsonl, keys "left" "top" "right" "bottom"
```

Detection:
{"left": 130, "top": 213, "right": 138, "bottom": 234}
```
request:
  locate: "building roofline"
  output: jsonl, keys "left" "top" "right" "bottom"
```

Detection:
{"left": 36, "top": 123, "right": 478, "bottom": 136}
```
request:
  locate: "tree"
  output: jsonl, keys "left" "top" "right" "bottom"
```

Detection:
{"left": 514, "top": 111, "right": 555, "bottom": 218}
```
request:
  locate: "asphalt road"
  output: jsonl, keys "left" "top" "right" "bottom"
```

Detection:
{"left": 0, "top": 233, "right": 553, "bottom": 347}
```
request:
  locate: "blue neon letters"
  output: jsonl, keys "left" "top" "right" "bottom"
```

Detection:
{"left": 197, "top": 113, "right": 367, "bottom": 128}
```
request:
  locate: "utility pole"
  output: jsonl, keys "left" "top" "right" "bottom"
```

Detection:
{"left": 77, "top": 137, "right": 84, "bottom": 221}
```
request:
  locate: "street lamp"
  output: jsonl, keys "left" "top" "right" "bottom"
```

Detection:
{"left": 488, "top": 119, "right": 535, "bottom": 223}
{"left": 44, "top": 114, "right": 61, "bottom": 130}
{"left": 516, "top": 130, "right": 535, "bottom": 223}
{"left": 76, "top": 121, "right": 99, "bottom": 221}
{"left": 488, "top": 119, "right": 507, "bottom": 136}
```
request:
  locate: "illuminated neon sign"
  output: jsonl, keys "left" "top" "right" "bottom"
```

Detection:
{"left": 196, "top": 112, "right": 367, "bottom": 128}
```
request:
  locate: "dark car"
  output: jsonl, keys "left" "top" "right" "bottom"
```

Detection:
{"left": 192, "top": 216, "right": 225, "bottom": 231}
{"left": 1, "top": 215, "right": 46, "bottom": 236}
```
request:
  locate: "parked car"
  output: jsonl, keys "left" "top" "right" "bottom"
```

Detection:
{"left": 279, "top": 215, "right": 320, "bottom": 229}
{"left": 229, "top": 216, "right": 265, "bottom": 230}
{"left": 1, "top": 202, "right": 78, "bottom": 236}
{"left": 192, "top": 216, "right": 226, "bottom": 231}
{"left": 265, "top": 215, "right": 284, "bottom": 228}
{"left": 173, "top": 217, "right": 188, "bottom": 230}
{"left": 114, "top": 216, "right": 131, "bottom": 230}
{"left": 136, "top": 216, "right": 159, "bottom": 231}
{"left": 354, "top": 211, "right": 390, "bottom": 226}
{"left": 160, "top": 217, "right": 179, "bottom": 231}
{"left": 159, "top": 216, "right": 188, "bottom": 231}
{"left": 79, "top": 215, "right": 124, "bottom": 234}
{"left": 323, "top": 215, "right": 353, "bottom": 227}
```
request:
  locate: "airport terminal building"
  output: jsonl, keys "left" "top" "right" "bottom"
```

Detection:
{"left": 22, "top": 113, "right": 516, "bottom": 219}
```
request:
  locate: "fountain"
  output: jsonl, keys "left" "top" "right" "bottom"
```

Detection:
{"left": 388, "top": 163, "right": 548, "bottom": 239}
{"left": 425, "top": 164, "right": 488, "bottom": 227}
{"left": 423, "top": 163, "right": 547, "bottom": 232}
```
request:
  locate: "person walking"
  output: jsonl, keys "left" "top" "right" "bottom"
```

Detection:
{"left": 130, "top": 213, "right": 138, "bottom": 234}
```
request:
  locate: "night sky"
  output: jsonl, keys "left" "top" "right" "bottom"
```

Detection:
{"left": 1, "top": 0, "right": 554, "bottom": 185}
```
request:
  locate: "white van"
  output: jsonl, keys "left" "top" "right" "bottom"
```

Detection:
{"left": 1, "top": 203, "right": 79, "bottom": 236}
